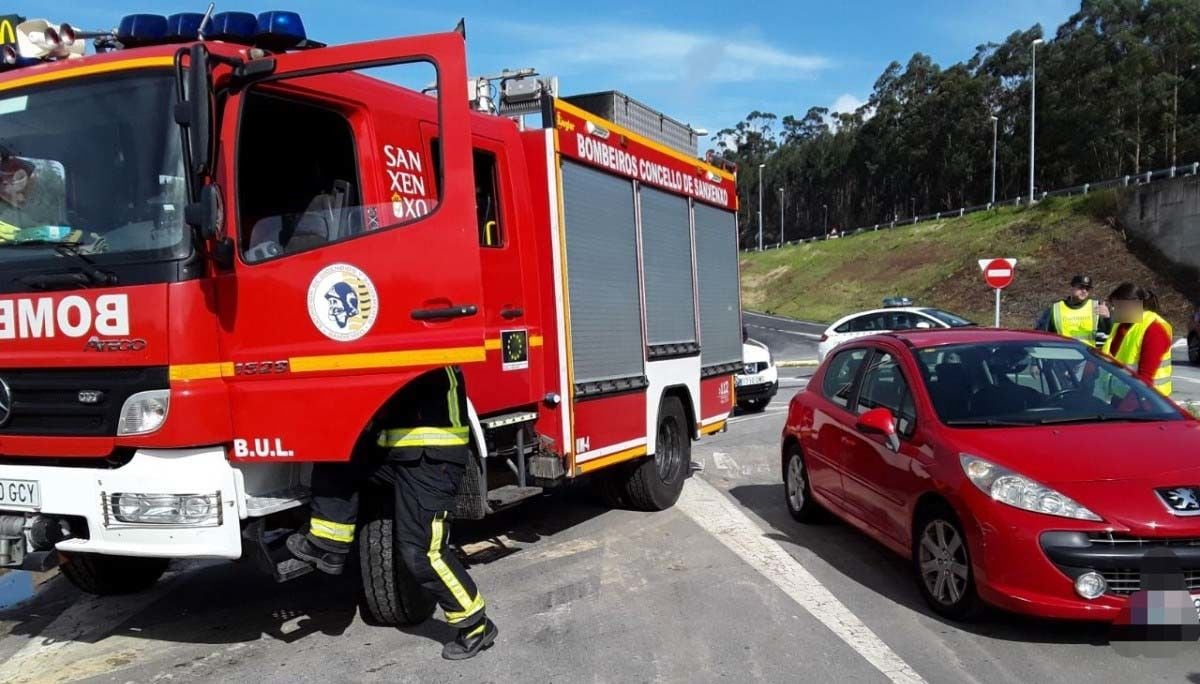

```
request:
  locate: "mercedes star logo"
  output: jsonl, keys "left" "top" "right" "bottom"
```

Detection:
{"left": 0, "top": 377, "right": 10, "bottom": 428}
{"left": 1156, "top": 487, "right": 1200, "bottom": 516}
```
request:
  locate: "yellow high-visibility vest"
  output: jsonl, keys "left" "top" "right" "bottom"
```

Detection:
{"left": 1052, "top": 299, "right": 1098, "bottom": 346}
{"left": 1103, "top": 311, "right": 1173, "bottom": 397}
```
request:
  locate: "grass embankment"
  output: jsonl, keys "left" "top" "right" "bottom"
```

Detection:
{"left": 740, "top": 192, "right": 1193, "bottom": 332}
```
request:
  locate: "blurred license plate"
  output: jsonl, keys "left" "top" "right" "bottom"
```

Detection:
{"left": 737, "top": 374, "right": 762, "bottom": 387}
{"left": 1193, "top": 595, "right": 1200, "bottom": 621}
{"left": 0, "top": 479, "right": 39, "bottom": 509}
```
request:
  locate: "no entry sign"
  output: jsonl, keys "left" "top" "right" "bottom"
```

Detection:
{"left": 978, "top": 258, "right": 1018, "bottom": 327}
{"left": 979, "top": 258, "right": 1016, "bottom": 289}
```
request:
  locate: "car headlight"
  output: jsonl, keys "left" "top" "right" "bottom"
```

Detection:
{"left": 959, "top": 454, "right": 1101, "bottom": 521}
{"left": 117, "top": 390, "right": 170, "bottom": 436}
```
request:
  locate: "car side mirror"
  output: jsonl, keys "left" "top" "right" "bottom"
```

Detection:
{"left": 184, "top": 183, "right": 232, "bottom": 269}
{"left": 856, "top": 407, "right": 900, "bottom": 452}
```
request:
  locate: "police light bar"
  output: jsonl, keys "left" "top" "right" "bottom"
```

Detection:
{"left": 117, "top": 14, "right": 168, "bottom": 48}
{"left": 255, "top": 11, "right": 306, "bottom": 50}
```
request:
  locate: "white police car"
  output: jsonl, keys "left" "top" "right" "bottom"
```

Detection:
{"left": 736, "top": 333, "right": 778, "bottom": 413}
{"left": 817, "top": 303, "right": 975, "bottom": 362}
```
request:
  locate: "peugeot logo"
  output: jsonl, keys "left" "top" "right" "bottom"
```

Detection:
{"left": 1155, "top": 487, "right": 1200, "bottom": 516}
{"left": 0, "top": 377, "right": 10, "bottom": 428}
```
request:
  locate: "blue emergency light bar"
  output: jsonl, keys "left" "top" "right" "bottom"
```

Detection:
{"left": 115, "top": 10, "right": 309, "bottom": 50}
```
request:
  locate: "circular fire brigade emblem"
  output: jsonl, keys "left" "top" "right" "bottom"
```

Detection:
{"left": 307, "top": 263, "right": 378, "bottom": 342}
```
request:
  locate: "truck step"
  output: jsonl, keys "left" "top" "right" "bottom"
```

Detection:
{"left": 242, "top": 519, "right": 314, "bottom": 583}
{"left": 486, "top": 485, "right": 543, "bottom": 511}
{"left": 481, "top": 411, "right": 538, "bottom": 430}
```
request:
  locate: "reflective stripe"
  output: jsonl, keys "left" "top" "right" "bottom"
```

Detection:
{"left": 429, "top": 511, "right": 484, "bottom": 622}
{"left": 310, "top": 517, "right": 355, "bottom": 543}
{"left": 377, "top": 426, "right": 470, "bottom": 448}
{"left": 465, "top": 621, "right": 488, "bottom": 638}
{"left": 1104, "top": 311, "right": 1173, "bottom": 397}
{"left": 446, "top": 368, "right": 462, "bottom": 428}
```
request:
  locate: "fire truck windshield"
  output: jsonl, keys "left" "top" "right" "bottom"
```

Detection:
{"left": 0, "top": 70, "right": 188, "bottom": 276}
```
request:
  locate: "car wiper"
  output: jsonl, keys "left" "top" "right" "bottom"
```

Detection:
{"left": 4, "top": 241, "right": 118, "bottom": 289}
{"left": 944, "top": 418, "right": 1036, "bottom": 427}
{"left": 1037, "top": 414, "right": 1165, "bottom": 425}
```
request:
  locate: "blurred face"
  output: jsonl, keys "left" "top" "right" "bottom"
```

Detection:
{"left": 1070, "top": 285, "right": 1091, "bottom": 302}
{"left": 1109, "top": 298, "right": 1144, "bottom": 324}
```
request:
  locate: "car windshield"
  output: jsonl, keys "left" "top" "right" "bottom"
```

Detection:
{"left": 916, "top": 341, "right": 1182, "bottom": 426}
{"left": 0, "top": 70, "right": 188, "bottom": 266}
{"left": 920, "top": 309, "right": 975, "bottom": 327}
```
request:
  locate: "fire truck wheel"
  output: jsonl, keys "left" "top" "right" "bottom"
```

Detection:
{"left": 623, "top": 396, "right": 690, "bottom": 511}
{"left": 58, "top": 552, "right": 169, "bottom": 595}
{"left": 358, "top": 516, "right": 436, "bottom": 626}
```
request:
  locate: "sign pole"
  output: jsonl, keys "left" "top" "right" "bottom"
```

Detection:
{"left": 994, "top": 288, "right": 1001, "bottom": 328}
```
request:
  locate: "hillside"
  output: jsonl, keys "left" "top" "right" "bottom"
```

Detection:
{"left": 739, "top": 192, "right": 1194, "bottom": 332}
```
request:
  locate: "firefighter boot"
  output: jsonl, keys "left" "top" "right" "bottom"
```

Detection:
{"left": 286, "top": 533, "right": 348, "bottom": 575}
{"left": 441, "top": 619, "right": 498, "bottom": 660}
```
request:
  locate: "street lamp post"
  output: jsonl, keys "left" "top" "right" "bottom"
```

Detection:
{"left": 822, "top": 203, "right": 828, "bottom": 235}
{"left": 777, "top": 187, "right": 787, "bottom": 246}
{"left": 1029, "top": 38, "right": 1044, "bottom": 206}
{"left": 757, "top": 163, "right": 765, "bottom": 251}
{"left": 990, "top": 115, "right": 998, "bottom": 204}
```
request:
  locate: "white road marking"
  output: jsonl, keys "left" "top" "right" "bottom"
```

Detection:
{"left": 711, "top": 451, "right": 738, "bottom": 472}
{"left": 749, "top": 324, "right": 822, "bottom": 340}
{"left": 677, "top": 478, "right": 926, "bottom": 684}
{"left": 1173, "top": 375, "right": 1200, "bottom": 385}
{"left": 745, "top": 311, "right": 825, "bottom": 328}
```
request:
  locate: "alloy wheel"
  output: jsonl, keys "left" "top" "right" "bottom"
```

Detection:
{"left": 918, "top": 520, "right": 970, "bottom": 606}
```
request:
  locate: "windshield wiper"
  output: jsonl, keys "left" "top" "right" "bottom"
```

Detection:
{"left": 944, "top": 418, "right": 1037, "bottom": 427}
{"left": 1037, "top": 414, "right": 1166, "bottom": 425}
{"left": 3, "top": 241, "right": 118, "bottom": 289}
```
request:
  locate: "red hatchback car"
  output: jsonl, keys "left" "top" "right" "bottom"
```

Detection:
{"left": 781, "top": 328, "right": 1200, "bottom": 621}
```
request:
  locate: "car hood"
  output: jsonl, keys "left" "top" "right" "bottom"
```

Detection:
{"left": 951, "top": 419, "right": 1200, "bottom": 485}
{"left": 952, "top": 420, "right": 1200, "bottom": 533}
{"left": 742, "top": 341, "right": 770, "bottom": 364}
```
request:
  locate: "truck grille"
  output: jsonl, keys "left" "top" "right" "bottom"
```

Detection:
{"left": 0, "top": 367, "right": 168, "bottom": 437}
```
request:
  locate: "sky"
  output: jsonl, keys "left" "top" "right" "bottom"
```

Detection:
{"left": 25, "top": 1, "right": 1079, "bottom": 147}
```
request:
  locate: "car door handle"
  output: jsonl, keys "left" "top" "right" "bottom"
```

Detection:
{"left": 411, "top": 304, "right": 479, "bottom": 321}
{"left": 500, "top": 307, "right": 524, "bottom": 320}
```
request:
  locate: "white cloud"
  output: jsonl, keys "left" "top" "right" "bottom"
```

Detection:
{"left": 831, "top": 93, "right": 865, "bottom": 114}
{"left": 493, "top": 21, "right": 830, "bottom": 85}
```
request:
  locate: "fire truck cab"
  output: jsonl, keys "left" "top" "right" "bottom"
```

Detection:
{"left": 0, "top": 12, "right": 742, "bottom": 624}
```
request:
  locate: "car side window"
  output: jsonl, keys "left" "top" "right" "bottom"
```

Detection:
{"left": 822, "top": 349, "right": 868, "bottom": 408}
{"left": 848, "top": 314, "right": 887, "bottom": 333}
{"left": 856, "top": 352, "right": 916, "bottom": 436}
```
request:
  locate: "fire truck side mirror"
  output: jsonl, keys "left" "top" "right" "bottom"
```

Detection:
{"left": 185, "top": 183, "right": 232, "bottom": 268}
{"left": 174, "top": 43, "right": 213, "bottom": 180}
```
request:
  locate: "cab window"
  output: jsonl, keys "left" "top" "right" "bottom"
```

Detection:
{"left": 430, "top": 142, "right": 505, "bottom": 248}
{"left": 822, "top": 348, "right": 868, "bottom": 408}
{"left": 856, "top": 351, "right": 916, "bottom": 436}
{"left": 238, "top": 91, "right": 362, "bottom": 263}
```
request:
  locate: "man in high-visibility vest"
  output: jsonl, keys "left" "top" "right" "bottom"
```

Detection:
{"left": 1034, "top": 275, "right": 1110, "bottom": 346}
{"left": 287, "top": 366, "right": 498, "bottom": 660}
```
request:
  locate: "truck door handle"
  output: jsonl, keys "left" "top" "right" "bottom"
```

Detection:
{"left": 500, "top": 307, "right": 524, "bottom": 320}
{"left": 411, "top": 304, "right": 479, "bottom": 321}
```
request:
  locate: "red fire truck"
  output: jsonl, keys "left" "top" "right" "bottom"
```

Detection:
{"left": 0, "top": 12, "right": 742, "bottom": 624}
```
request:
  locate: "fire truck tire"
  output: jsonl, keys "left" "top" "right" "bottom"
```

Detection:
{"left": 58, "top": 552, "right": 168, "bottom": 595}
{"left": 622, "top": 396, "right": 690, "bottom": 511}
{"left": 453, "top": 454, "right": 487, "bottom": 520}
{"left": 358, "top": 517, "right": 436, "bottom": 626}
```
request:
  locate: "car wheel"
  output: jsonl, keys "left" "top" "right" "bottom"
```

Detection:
{"left": 1189, "top": 333, "right": 1200, "bottom": 365}
{"left": 739, "top": 399, "right": 767, "bottom": 414}
{"left": 913, "top": 505, "right": 982, "bottom": 621}
{"left": 783, "top": 443, "right": 820, "bottom": 522}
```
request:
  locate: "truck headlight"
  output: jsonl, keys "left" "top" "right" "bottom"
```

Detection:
{"left": 117, "top": 390, "right": 169, "bottom": 435}
{"left": 960, "top": 454, "right": 1102, "bottom": 521}
{"left": 107, "top": 492, "right": 221, "bottom": 526}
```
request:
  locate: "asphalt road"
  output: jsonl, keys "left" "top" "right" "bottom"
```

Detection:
{"left": 0, "top": 317, "right": 1199, "bottom": 682}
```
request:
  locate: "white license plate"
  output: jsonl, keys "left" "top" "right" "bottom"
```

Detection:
{"left": 0, "top": 479, "right": 40, "bottom": 509}
{"left": 737, "top": 374, "right": 762, "bottom": 387}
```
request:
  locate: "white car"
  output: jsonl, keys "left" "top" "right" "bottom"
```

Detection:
{"left": 736, "top": 338, "right": 778, "bottom": 413}
{"left": 816, "top": 306, "right": 975, "bottom": 361}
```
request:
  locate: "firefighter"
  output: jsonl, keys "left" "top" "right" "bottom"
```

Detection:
{"left": 286, "top": 366, "right": 498, "bottom": 660}
{"left": 1103, "top": 283, "right": 1173, "bottom": 397}
{"left": 1034, "top": 274, "right": 1110, "bottom": 346}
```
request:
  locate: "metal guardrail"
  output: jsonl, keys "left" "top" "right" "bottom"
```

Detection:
{"left": 745, "top": 161, "right": 1200, "bottom": 251}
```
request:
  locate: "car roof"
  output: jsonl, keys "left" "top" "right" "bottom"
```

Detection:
{"left": 827, "top": 307, "right": 940, "bottom": 328}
